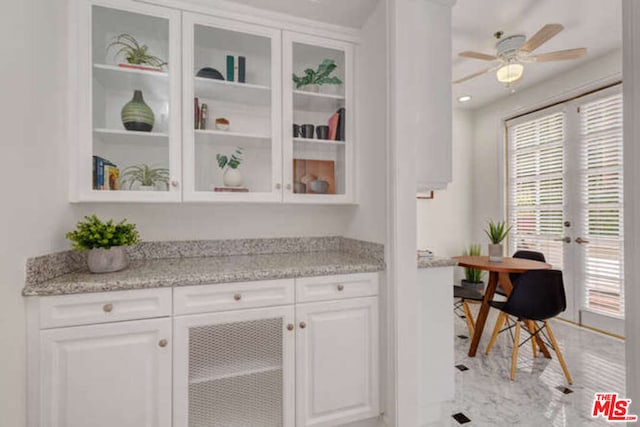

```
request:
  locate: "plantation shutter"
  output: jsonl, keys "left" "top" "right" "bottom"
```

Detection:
{"left": 578, "top": 93, "right": 624, "bottom": 316}
{"left": 507, "top": 111, "right": 565, "bottom": 269}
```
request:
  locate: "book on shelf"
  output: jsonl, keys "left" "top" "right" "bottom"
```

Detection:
{"left": 117, "top": 63, "right": 163, "bottom": 72}
{"left": 213, "top": 186, "right": 249, "bottom": 192}
{"left": 92, "top": 156, "right": 119, "bottom": 190}
{"left": 194, "top": 97, "right": 200, "bottom": 129}
{"left": 328, "top": 112, "right": 340, "bottom": 141}
{"left": 238, "top": 56, "right": 246, "bottom": 83}
{"left": 226, "top": 55, "right": 235, "bottom": 82}
{"left": 336, "top": 107, "right": 346, "bottom": 141}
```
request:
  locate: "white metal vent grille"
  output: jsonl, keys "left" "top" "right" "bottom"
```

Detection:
{"left": 188, "top": 318, "right": 283, "bottom": 427}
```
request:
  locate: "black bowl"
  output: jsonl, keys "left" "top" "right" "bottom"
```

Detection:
{"left": 196, "top": 67, "right": 224, "bottom": 80}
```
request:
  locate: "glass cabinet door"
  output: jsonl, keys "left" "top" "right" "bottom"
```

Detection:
{"left": 283, "top": 32, "right": 355, "bottom": 203}
{"left": 73, "top": 0, "right": 181, "bottom": 202}
{"left": 182, "top": 13, "right": 282, "bottom": 202}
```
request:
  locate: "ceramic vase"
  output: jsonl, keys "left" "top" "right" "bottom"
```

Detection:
{"left": 223, "top": 168, "right": 243, "bottom": 187}
{"left": 302, "top": 84, "right": 320, "bottom": 93}
{"left": 121, "top": 90, "right": 154, "bottom": 132}
{"left": 86, "top": 246, "right": 129, "bottom": 273}
{"left": 461, "top": 279, "right": 485, "bottom": 292}
{"left": 488, "top": 243, "right": 503, "bottom": 262}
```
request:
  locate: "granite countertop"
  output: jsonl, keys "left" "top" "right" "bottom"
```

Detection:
{"left": 417, "top": 257, "right": 458, "bottom": 269}
{"left": 23, "top": 237, "right": 385, "bottom": 296}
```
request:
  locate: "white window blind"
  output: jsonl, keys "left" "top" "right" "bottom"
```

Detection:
{"left": 507, "top": 112, "right": 565, "bottom": 269}
{"left": 579, "top": 93, "right": 624, "bottom": 316}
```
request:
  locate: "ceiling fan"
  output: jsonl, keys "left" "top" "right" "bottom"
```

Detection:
{"left": 453, "top": 24, "right": 587, "bottom": 85}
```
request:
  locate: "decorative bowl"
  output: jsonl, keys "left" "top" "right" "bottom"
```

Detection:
{"left": 196, "top": 67, "right": 224, "bottom": 80}
{"left": 309, "top": 180, "right": 329, "bottom": 194}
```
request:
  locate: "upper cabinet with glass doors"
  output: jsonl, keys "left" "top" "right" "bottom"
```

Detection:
{"left": 283, "top": 32, "right": 355, "bottom": 203}
{"left": 71, "top": 0, "right": 182, "bottom": 202}
{"left": 182, "top": 13, "right": 282, "bottom": 202}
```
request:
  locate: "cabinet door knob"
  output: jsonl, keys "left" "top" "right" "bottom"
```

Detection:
{"left": 170, "top": 180, "right": 179, "bottom": 188}
{"left": 286, "top": 183, "right": 292, "bottom": 190}
{"left": 103, "top": 303, "right": 113, "bottom": 313}
{"left": 299, "top": 321, "right": 307, "bottom": 329}
{"left": 287, "top": 323, "right": 294, "bottom": 331}
{"left": 337, "top": 284, "right": 345, "bottom": 291}
{"left": 233, "top": 294, "right": 242, "bottom": 301}
{"left": 158, "top": 339, "right": 168, "bottom": 348}
{"left": 275, "top": 183, "right": 282, "bottom": 190}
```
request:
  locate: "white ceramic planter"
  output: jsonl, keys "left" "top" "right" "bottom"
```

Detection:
{"left": 139, "top": 185, "right": 155, "bottom": 191}
{"left": 86, "top": 246, "right": 130, "bottom": 273}
{"left": 488, "top": 243, "right": 503, "bottom": 262}
{"left": 223, "top": 168, "right": 243, "bottom": 187}
{"left": 302, "top": 84, "right": 320, "bottom": 93}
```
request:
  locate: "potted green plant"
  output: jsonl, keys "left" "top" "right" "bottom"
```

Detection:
{"left": 120, "top": 164, "right": 169, "bottom": 191}
{"left": 216, "top": 147, "right": 244, "bottom": 187}
{"left": 485, "top": 219, "right": 512, "bottom": 262}
{"left": 66, "top": 215, "right": 140, "bottom": 273}
{"left": 107, "top": 33, "right": 167, "bottom": 71}
{"left": 292, "top": 59, "right": 343, "bottom": 93}
{"left": 461, "top": 244, "right": 484, "bottom": 290}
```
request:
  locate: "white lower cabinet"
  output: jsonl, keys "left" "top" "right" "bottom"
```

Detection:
{"left": 30, "top": 273, "right": 380, "bottom": 427}
{"left": 39, "top": 318, "right": 172, "bottom": 427}
{"left": 173, "top": 306, "right": 296, "bottom": 427}
{"left": 296, "top": 297, "right": 379, "bottom": 427}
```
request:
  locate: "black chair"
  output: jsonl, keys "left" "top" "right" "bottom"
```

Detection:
{"left": 484, "top": 269, "right": 572, "bottom": 384}
{"left": 453, "top": 285, "right": 484, "bottom": 337}
{"left": 496, "top": 250, "right": 547, "bottom": 296}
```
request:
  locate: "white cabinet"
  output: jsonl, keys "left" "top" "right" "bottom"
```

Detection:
{"left": 295, "top": 297, "right": 379, "bottom": 427}
{"left": 71, "top": 0, "right": 357, "bottom": 204}
{"left": 173, "top": 306, "right": 295, "bottom": 427}
{"left": 71, "top": 0, "right": 182, "bottom": 202}
{"left": 39, "top": 318, "right": 172, "bottom": 427}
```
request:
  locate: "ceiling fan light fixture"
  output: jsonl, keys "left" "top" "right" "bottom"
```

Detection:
{"left": 496, "top": 63, "right": 524, "bottom": 83}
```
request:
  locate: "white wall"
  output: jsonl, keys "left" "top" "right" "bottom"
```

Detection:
{"left": 0, "top": 1, "right": 384, "bottom": 426}
{"left": 417, "top": 109, "right": 473, "bottom": 258}
{"left": 470, "top": 49, "right": 622, "bottom": 243}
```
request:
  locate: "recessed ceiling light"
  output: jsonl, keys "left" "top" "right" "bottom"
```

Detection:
{"left": 458, "top": 95, "right": 472, "bottom": 103}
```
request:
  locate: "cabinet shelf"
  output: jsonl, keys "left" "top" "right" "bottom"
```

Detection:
{"left": 190, "top": 365, "right": 281, "bottom": 385}
{"left": 293, "top": 137, "right": 345, "bottom": 146}
{"left": 93, "top": 64, "right": 169, "bottom": 101}
{"left": 93, "top": 128, "right": 169, "bottom": 144}
{"left": 195, "top": 129, "right": 271, "bottom": 148}
{"left": 293, "top": 90, "right": 345, "bottom": 112}
{"left": 194, "top": 77, "right": 271, "bottom": 105}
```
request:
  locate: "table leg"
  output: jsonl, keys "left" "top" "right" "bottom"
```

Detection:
{"left": 468, "top": 271, "right": 498, "bottom": 357}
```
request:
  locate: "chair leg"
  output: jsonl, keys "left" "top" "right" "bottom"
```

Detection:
{"left": 485, "top": 312, "right": 506, "bottom": 355}
{"left": 510, "top": 321, "right": 521, "bottom": 381}
{"left": 544, "top": 320, "right": 573, "bottom": 385}
{"left": 526, "top": 320, "right": 538, "bottom": 358}
{"left": 462, "top": 300, "right": 475, "bottom": 337}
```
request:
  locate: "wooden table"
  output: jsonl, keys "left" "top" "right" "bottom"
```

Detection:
{"left": 453, "top": 255, "right": 551, "bottom": 357}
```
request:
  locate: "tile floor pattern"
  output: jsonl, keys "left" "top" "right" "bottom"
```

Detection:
{"left": 429, "top": 308, "right": 627, "bottom": 426}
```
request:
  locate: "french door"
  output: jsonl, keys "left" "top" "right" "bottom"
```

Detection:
{"left": 507, "top": 85, "right": 624, "bottom": 336}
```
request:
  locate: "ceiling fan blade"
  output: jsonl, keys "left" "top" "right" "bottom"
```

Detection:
{"left": 459, "top": 51, "right": 497, "bottom": 61}
{"left": 521, "top": 24, "right": 564, "bottom": 52}
{"left": 452, "top": 67, "right": 493, "bottom": 84}
{"left": 534, "top": 48, "right": 587, "bottom": 62}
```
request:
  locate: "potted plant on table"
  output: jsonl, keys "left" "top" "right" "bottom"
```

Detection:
{"left": 66, "top": 215, "right": 140, "bottom": 273}
{"left": 216, "top": 147, "right": 244, "bottom": 187}
{"left": 461, "top": 244, "right": 484, "bottom": 291}
{"left": 120, "top": 164, "right": 169, "bottom": 191}
{"left": 485, "top": 219, "right": 512, "bottom": 262}
{"left": 292, "top": 59, "right": 343, "bottom": 93}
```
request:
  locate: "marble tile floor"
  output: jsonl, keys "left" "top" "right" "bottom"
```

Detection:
{"left": 428, "top": 308, "right": 627, "bottom": 426}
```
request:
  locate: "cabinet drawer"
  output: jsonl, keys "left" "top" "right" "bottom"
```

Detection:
{"left": 295, "top": 273, "right": 378, "bottom": 303}
{"left": 173, "top": 279, "right": 294, "bottom": 315}
{"left": 38, "top": 288, "right": 172, "bottom": 329}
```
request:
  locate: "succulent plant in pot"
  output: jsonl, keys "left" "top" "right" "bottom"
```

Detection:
{"left": 66, "top": 215, "right": 140, "bottom": 273}
{"left": 292, "top": 59, "right": 343, "bottom": 92}
{"left": 485, "top": 219, "right": 512, "bottom": 262}
{"left": 216, "top": 147, "right": 244, "bottom": 187}
{"left": 107, "top": 33, "right": 167, "bottom": 70}
{"left": 120, "top": 164, "right": 169, "bottom": 191}
{"left": 461, "top": 244, "right": 484, "bottom": 291}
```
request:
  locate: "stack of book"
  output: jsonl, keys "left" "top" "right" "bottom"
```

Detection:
{"left": 225, "top": 55, "right": 246, "bottom": 83}
{"left": 327, "top": 107, "right": 346, "bottom": 141}
{"left": 417, "top": 249, "right": 434, "bottom": 260}
{"left": 92, "top": 156, "right": 119, "bottom": 190}
{"left": 213, "top": 186, "right": 249, "bottom": 192}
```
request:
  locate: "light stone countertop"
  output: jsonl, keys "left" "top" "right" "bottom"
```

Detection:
{"left": 23, "top": 251, "right": 385, "bottom": 296}
{"left": 417, "top": 257, "right": 458, "bottom": 269}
